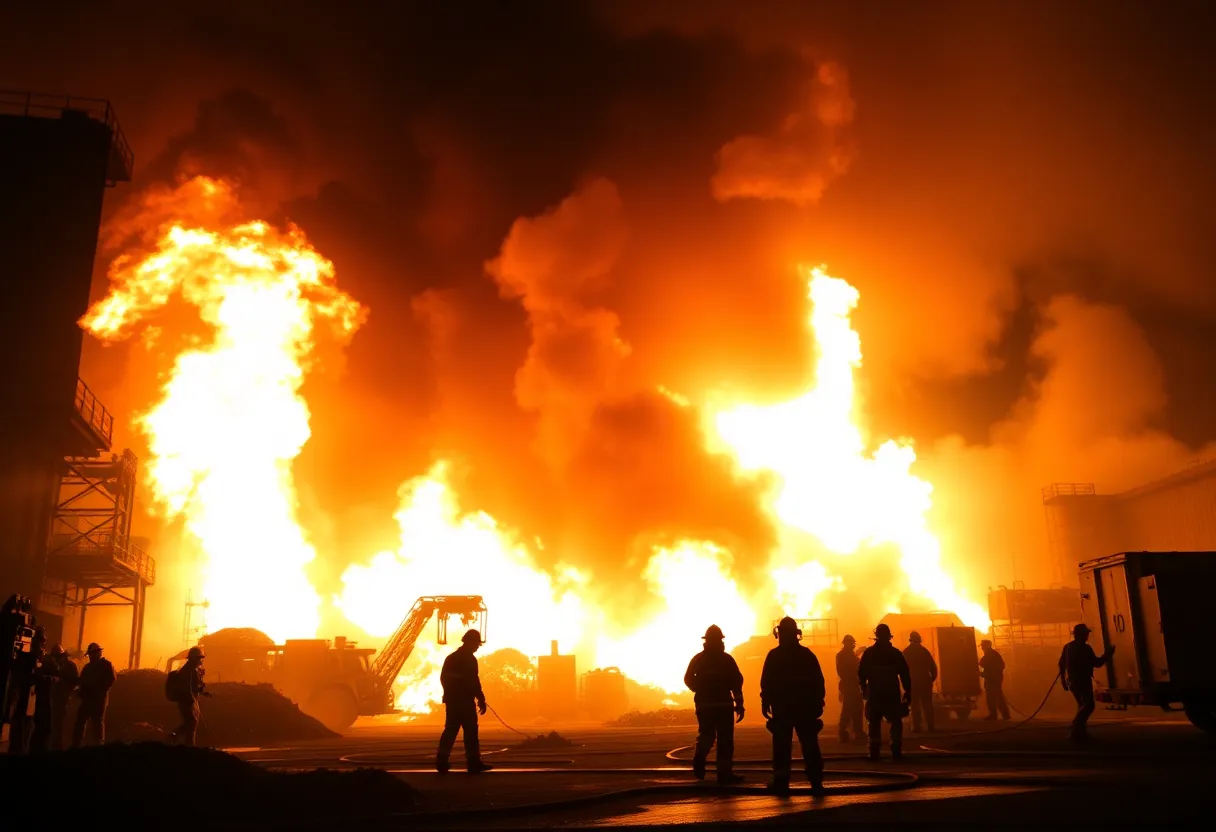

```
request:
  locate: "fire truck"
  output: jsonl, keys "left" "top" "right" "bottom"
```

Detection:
{"left": 167, "top": 595, "right": 487, "bottom": 730}
{"left": 1077, "top": 552, "right": 1216, "bottom": 732}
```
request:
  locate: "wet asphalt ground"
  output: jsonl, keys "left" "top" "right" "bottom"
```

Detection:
{"left": 230, "top": 707, "right": 1216, "bottom": 829}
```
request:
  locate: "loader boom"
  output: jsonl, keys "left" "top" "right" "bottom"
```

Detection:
{"left": 370, "top": 595, "right": 487, "bottom": 706}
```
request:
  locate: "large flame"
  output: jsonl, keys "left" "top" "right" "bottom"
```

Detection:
{"left": 711, "top": 266, "right": 989, "bottom": 628}
{"left": 337, "top": 462, "right": 592, "bottom": 712}
{"left": 86, "top": 178, "right": 987, "bottom": 712}
{"left": 81, "top": 177, "right": 364, "bottom": 641}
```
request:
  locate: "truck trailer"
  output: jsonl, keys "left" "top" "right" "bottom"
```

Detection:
{"left": 1077, "top": 551, "right": 1216, "bottom": 732}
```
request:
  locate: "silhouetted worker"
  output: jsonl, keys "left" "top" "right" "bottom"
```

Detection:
{"left": 436, "top": 629, "right": 492, "bottom": 774}
{"left": 684, "top": 624, "right": 745, "bottom": 785}
{"left": 858, "top": 623, "right": 912, "bottom": 761}
{"left": 29, "top": 630, "right": 55, "bottom": 753}
{"left": 761, "top": 617, "right": 826, "bottom": 796}
{"left": 171, "top": 646, "right": 208, "bottom": 747}
{"left": 836, "top": 635, "right": 864, "bottom": 743}
{"left": 1059, "top": 623, "right": 1114, "bottom": 741}
{"left": 45, "top": 644, "right": 78, "bottom": 750}
{"left": 71, "top": 643, "right": 115, "bottom": 748}
{"left": 902, "top": 631, "right": 938, "bottom": 733}
{"left": 978, "top": 640, "right": 1011, "bottom": 721}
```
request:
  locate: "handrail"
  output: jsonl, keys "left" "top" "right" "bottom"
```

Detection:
{"left": 73, "top": 377, "right": 115, "bottom": 447}
{"left": 1041, "top": 482, "right": 1096, "bottom": 501}
{"left": 0, "top": 90, "right": 134, "bottom": 183}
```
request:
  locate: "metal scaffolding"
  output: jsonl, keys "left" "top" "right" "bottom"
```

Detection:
{"left": 43, "top": 449, "right": 156, "bottom": 668}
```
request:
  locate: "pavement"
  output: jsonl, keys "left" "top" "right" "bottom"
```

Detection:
{"left": 230, "top": 707, "right": 1216, "bottom": 828}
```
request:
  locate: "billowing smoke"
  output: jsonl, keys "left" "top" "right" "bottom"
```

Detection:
{"left": 712, "top": 60, "right": 855, "bottom": 205}
{"left": 8, "top": 0, "right": 1216, "bottom": 660}
{"left": 486, "top": 178, "right": 631, "bottom": 471}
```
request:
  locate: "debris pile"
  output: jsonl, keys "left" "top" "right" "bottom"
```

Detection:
{"left": 1, "top": 744, "right": 416, "bottom": 825}
{"left": 106, "top": 669, "right": 338, "bottom": 746}
{"left": 510, "top": 730, "right": 575, "bottom": 750}
{"left": 605, "top": 708, "right": 697, "bottom": 728}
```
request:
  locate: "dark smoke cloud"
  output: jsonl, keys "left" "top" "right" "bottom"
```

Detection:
{"left": 712, "top": 60, "right": 855, "bottom": 205}
{"left": 5, "top": 0, "right": 1216, "bottom": 648}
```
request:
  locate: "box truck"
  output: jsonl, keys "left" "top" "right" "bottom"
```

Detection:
{"left": 1077, "top": 552, "right": 1216, "bottom": 732}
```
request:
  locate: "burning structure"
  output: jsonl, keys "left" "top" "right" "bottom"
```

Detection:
{"left": 0, "top": 92, "right": 153, "bottom": 666}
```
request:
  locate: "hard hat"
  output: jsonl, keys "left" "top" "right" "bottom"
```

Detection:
{"left": 908, "top": 631, "right": 922, "bottom": 644}
{"left": 461, "top": 629, "right": 483, "bottom": 645}
{"left": 1072, "top": 623, "right": 1091, "bottom": 637}
{"left": 775, "top": 617, "right": 801, "bottom": 639}
{"left": 86, "top": 642, "right": 102, "bottom": 654}
{"left": 50, "top": 644, "right": 65, "bottom": 656}
{"left": 702, "top": 625, "right": 725, "bottom": 642}
{"left": 980, "top": 639, "right": 993, "bottom": 648}
{"left": 187, "top": 646, "right": 205, "bottom": 660}
{"left": 842, "top": 634, "right": 856, "bottom": 645}
{"left": 873, "top": 624, "right": 892, "bottom": 641}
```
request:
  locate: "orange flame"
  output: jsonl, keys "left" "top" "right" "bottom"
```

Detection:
{"left": 81, "top": 177, "right": 365, "bottom": 641}
{"left": 710, "top": 266, "right": 989, "bottom": 628}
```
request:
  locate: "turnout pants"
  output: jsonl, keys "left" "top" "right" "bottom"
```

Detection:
{"left": 437, "top": 702, "right": 481, "bottom": 769}
{"left": 986, "top": 681, "right": 1011, "bottom": 720}
{"left": 50, "top": 700, "right": 70, "bottom": 750}
{"left": 839, "top": 690, "right": 864, "bottom": 741}
{"left": 175, "top": 699, "right": 200, "bottom": 746}
{"left": 694, "top": 705, "right": 736, "bottom": 778}
{"left": 866, "top": 699, "right": 903, "bottom": 757}
{"left": 770, "top": 708, "right": 824, "bottom": 784}
{"left": 1070, "top": 681, "right": 1095, "bottom": 738}
{"left": 71, "top": 698, "right": 107, "bottom": 748}
{"left": 910, "top": 686, "right": 935, "bottom": 732}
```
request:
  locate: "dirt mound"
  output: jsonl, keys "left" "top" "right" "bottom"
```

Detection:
{"left": 107, "top": 669, "right": 337, "bottom": 746}
{"left": 605, "top": 708, "right": 697, "bottom": 727}
{"left": 1, "top": 744, "right": 415, "bottom": 825}
{"left": 510, "top": 730, "right": 574, "bottom": 750}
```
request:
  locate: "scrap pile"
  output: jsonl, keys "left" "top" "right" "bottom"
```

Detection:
{"left": 605, "top": 708, "right": 697, "bottom": 727}
{"left": 105, "top": 669, "right": 338, "bottom": 746}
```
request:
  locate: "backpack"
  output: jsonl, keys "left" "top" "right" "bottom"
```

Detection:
{"left": 165, "top": 668, "right": 185, "bottom": 701}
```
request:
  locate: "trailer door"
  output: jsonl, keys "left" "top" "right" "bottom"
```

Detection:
{"left": 1099, "top": 566, "right": 1140, "bottom": 692}
{"left": 1078, "top": 568, "right": 1106, "bottom": 654}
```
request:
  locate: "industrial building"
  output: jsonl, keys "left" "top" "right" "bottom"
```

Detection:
{"left": 1043, "top": 460, "right": 1216, "bottom": 585}
{"left": 0, "top": 91, "right": 153, "bottom": 667}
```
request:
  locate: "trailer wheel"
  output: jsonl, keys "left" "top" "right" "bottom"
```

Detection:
{"left": 306, "top": 686, "right": 359, "bottom": 732}
{"left": 1183, "top": 702, "right": 1216, "bottom": 733}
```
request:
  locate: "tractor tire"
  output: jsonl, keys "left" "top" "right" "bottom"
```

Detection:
{"left": 1183, "top": 702, "right": 1216, "bottom": 733}
{"left": 306, "top": 686, "right": 360, "bottom": 732}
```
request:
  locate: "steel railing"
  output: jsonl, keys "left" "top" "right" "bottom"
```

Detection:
{"left": 48, "top": 533, "right": 156, "bottom": 585}
{"left": 1041, "top": 482, "right": 1096, "bottom": 502}
{"left": 0, "top": 90, "right": 134, "bottom": 183}
{"left": 74, "top": 377, "right": 115, "bottom": 447}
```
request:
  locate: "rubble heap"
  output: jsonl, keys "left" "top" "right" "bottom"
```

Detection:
{"left": 106, "top": 669, "right": 338, "bottom": 746}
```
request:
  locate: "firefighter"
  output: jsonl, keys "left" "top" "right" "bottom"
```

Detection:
{"left": 71, "top": 642, "right": 115, "bottom": 748}
{"left": 1058, "top": 623, "right": 1114, "bottom": 741}
{"left": 29, "top": 630, "right": 55, "bottom": 753}
{"left": 45, "top": 644, "right": 78, "bottom": 750}
{"left": 171, "top": 646, "right": 208, "bottom": 747}
{"left": 761, "top": 617, "right": 826, "bottom": 796}
{"left": 858, "top": 623, "right": 912, "bottom": 761}
{"left": 903, "top": 631, "right": 938, "bottom": 733}
{"left": 684, "top": 624, "right": 745, "bottom": 785}
{"left": 836, "top": 634, "right": 864, "bottom": 743}
{"left": 436, "top": 629, "right": 492, "bottom": 774}
{"left": 978, "top": 640, "right": 1011, "bottom": 721}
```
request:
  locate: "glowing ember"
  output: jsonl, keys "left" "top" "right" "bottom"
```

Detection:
{"left": 81, "top": 177, "right": 365, "bottom": 641}
{"left": 711, "top": 266, "right": 990, "bottom": 628}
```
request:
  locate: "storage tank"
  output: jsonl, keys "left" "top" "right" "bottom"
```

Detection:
{"left": 536, "top": 640, "right": 577, "bottom": 719}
